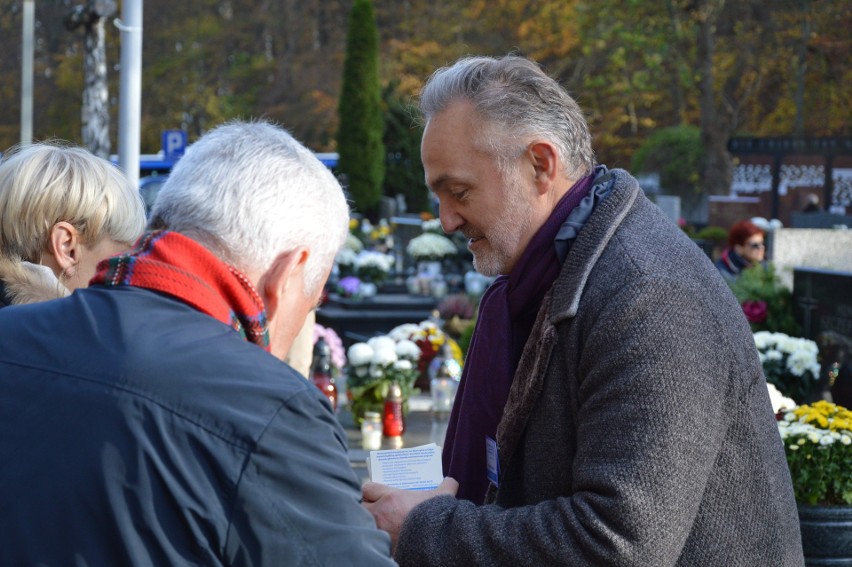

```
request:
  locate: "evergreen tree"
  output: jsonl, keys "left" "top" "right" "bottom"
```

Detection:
{"left": 337, "top": 0, "right": 384, "bottom": 216}
{"left": 382, "top": 83, "right": 428, "bottom": 214}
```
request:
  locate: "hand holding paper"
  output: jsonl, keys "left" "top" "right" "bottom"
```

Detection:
{"left": 362, "top": 476, "right": 459, "bottom": 552}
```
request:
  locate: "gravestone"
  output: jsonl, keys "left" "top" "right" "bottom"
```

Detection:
{"left": 391, "top": 215, "right": 424, "bottom": 274}
{"left": 652, "top": 195, "right": 681, "bottom": 226}
{"left": 793, "top": 268, "right": 852, "bottom": 407}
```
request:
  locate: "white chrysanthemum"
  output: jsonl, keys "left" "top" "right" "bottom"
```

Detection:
{"left": 344, "top": 233, "right": 364, "bottom": 253}
{"left": 393, "top": 359, "right": 413, "bottom": 371}
{"left": 335, "top": 247, "right": 358, "bottom": 266}
{"left": 753, "top": 331, "right": 774, "bottom": 350}
{"left": 355, "top": 250, "right": 394, "bottom": 273}
{"left": 395, "top": 339, "right": 421, "bottom": 361}
{"left": 347, "top": 343, "right": 374, "bottom": 366}
{"left": 421, "top": 218, "right": 443, "bottom": 233}
{"left": 406, "top": 233, "right": 458, "bottom": 260}
{"left": 367, "top": 335, "right": 396, "bottom": 352}
{"left": 787, "top": 350, "right": 818, "bottom": 378}
{"left": 841, "top": 435, "right": 852, "bottom": 446}
{"left": 765, "top": 349, "right": 783, "bottom": 362}
{"left": 820, "top": 434, "right": 835, "bottom": 446}
{"left": 372, "top": 347, "right": 398, "bottom": 366}
{"left": 389, "top": 323, "right": 420, "bottom": 341}
{"left": 767, "top": 383, "right": 796, "bottom": 413}
{"left": 773, "top": 335, "right": 796, "bottom": 355}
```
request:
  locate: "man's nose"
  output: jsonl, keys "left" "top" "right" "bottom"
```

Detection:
{"left": 438, "top": 200, "right": 463, "bottom": 234}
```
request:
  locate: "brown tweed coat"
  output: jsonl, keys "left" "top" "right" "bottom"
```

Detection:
{"left": 395, "top": 169, "right": 803, "bottom": 566}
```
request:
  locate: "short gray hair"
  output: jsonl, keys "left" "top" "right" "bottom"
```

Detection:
{"left": 0, "top": 142, "right": 146, "bottom": 263}
{"left": 150, "top": 120, "right": 349, "bottom": 295}
{"left": 419, "top": 55, "right": 596, "bottom": 180}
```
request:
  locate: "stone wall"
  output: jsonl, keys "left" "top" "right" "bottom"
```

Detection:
{"left": 771, "top": 228, "right": 852, "bottom": 289}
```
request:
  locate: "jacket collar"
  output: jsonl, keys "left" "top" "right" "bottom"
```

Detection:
{"left": 549, "top": 169, "right": 640, "bottom": 323}
{"left": 0, "top": 260, "right": 68, "bottom": 306}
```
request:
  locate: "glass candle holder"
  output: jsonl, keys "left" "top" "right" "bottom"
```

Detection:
{"left": 361, "top": 411, "right": 383, "bottom": 451}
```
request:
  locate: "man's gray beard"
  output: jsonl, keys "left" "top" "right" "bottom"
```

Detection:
{"left": 471, "top": 173, "right": 532, "bottom": 277}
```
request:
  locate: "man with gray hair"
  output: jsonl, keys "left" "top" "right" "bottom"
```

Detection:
{"left": 0, "top": 120, "right": 395, "bottom": 566}
{"left": 363, "top": 55, "right": 803, "bottom": 565}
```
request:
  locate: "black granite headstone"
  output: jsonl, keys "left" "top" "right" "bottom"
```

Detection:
{"left": 793, "top": 268, "right": 852, "bottom": 407}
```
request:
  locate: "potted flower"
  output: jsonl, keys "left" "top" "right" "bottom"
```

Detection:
{"left": 346, "top": 335, "right": 421, "bottom": 425}
{"left": 406, "top": 233, "right": 458, "bottom": 276}
{"left": 354, "top": 250, "right": 394, "bottom": 285}
{"left": 754, "top": 331, "right": 820, "bottom": 404}
{"left": 777, "top": 401, "right": 852, "bottom": 564}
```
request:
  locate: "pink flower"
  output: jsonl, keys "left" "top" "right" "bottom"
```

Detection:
{"left": 742, "top": 300, "right": 768, "bottom": 324}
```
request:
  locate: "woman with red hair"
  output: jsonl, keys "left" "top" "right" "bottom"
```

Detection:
{"left": 715, "top": 219, "right": 766, "bottom": 283}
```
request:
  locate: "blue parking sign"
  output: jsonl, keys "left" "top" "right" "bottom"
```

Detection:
{"left": 161, "top": 130, "right": 187, "bottom": 161}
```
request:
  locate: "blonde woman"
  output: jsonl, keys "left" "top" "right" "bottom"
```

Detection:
{"left": 0, "top": 143, "right": 146, "bottom": 307}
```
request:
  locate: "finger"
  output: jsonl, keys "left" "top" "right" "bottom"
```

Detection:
{"left": 436, "top": 477, "right": 459, "bottom": 496}
{"left": 362, "top": 481, "right": 395, "bottom": 502}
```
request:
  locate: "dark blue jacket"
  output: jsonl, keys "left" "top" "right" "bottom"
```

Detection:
{"left": 0, "top": 286, "right": 394, "bottom": 566}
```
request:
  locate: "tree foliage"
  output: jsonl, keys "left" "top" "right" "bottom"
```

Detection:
{"left": 382, "top": 83, "right": 427, "bottom": 213}
{"left": 337, "top": 0, "right": 385, "bottom": 216}
{"left": 0, "top": 0, "right": 848, "bottom": 215}
{"left": 632, "top": 125, "right": 703, "bottom": 214}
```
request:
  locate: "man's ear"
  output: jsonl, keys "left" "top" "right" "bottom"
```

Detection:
{"left": 259, "top": 247, "right": 310, "bottom": 320}
{"left": 527, "top": 141, "right": 559, "bottom": 195}
{"left": 45, "top": 221, "right": 81, "bottom": 276}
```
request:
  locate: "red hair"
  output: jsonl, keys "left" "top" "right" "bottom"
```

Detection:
{"left": 727, "top": 220, "right": 765, "bottom": 248}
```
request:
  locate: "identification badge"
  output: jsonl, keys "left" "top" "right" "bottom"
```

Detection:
{"left": 486, "top": 436, "right": 500, "bottom": 487}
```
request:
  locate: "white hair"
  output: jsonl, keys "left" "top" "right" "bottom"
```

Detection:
{"left": 150, "top": 120, "right": 349, "bottom": 295}
{"left": 0, "top": 142, "right": 146, "bottom": 264}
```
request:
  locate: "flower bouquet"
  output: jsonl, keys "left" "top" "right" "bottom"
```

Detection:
{"left": 406, "top": 233, "right": 458, "bottom": 262}
{"left": 754, "top": 331, "right": 820, "bottom": 404}
{"left": 388, "top": 320, "right": 464, "bottom": 390}
{"left": 346, "top": 335, "right": 421, "bottom": 425}
{"left": 354, "top": 250, "right": 394, "bottom": 284}
{"left": 334, "top": 247, "right": 359, "bottom": 278}
{"left": 777, "top": 401, "right": 852, "bottom": 505}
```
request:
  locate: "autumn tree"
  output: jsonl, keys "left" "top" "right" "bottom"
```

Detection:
{"left": 337, "top": 0, "right": 385, "bottom": 216}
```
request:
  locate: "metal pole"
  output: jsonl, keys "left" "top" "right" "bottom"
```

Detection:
{"left": 20, "top": 0, "right": 35, "bottom": 145}
{"left": 116, "top": 0, "right": 142, "bottom": 189}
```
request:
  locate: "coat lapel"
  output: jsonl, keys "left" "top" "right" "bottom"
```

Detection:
{"left": 493, "top": 173, "right": 641, "bottom": 485}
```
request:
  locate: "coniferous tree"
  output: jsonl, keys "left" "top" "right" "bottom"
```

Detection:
{"left": 337, "top": 0, "right": 384, "bottom": 216}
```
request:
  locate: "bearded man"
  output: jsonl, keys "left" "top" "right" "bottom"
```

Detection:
{"left": 362, "top": 55, "right": 803, "bottom": 567}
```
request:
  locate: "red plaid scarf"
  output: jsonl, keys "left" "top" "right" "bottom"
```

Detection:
{"left": 91, "top": 231, "right": 270, "bottom": 351}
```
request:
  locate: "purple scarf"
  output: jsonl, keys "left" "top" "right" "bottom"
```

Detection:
{"left": 443, "top": 173, "right": 596, "bottom": 503}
